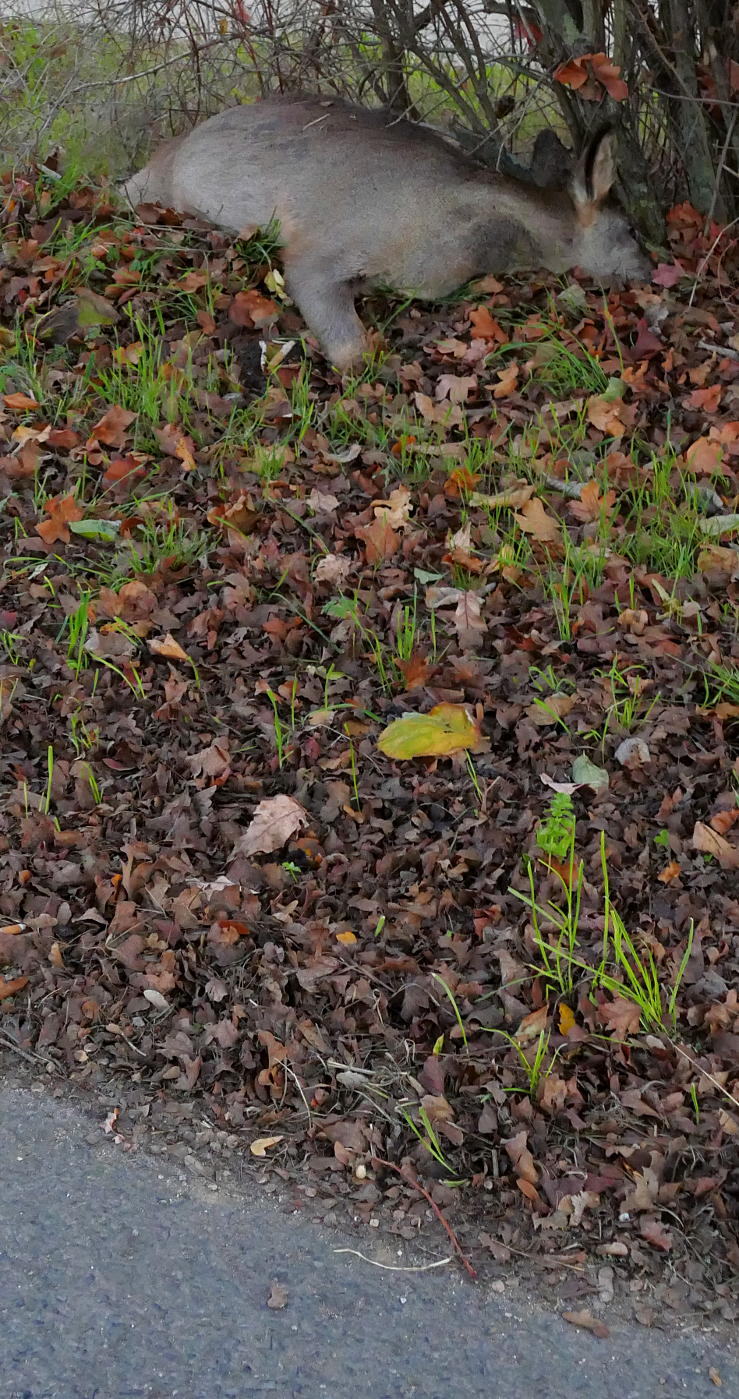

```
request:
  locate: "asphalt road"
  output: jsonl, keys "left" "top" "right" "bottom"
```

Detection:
{"left": 1, "top": 1079, "right": 736, "bottom": 1399}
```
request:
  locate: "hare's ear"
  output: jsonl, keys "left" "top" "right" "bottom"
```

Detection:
{"left": 571, "top": 128, "right": 616, "bottom": 211}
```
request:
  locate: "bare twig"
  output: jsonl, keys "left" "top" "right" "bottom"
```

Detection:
{"left": 697, "top": 340, "right": 739, "bottom": 363}
{"left": 688, "top": 214, "right": 739, "bottom": 305}
{"left": 333, "top": 1248, "right": 453, "bottom": 1270}
{"left": 0, "top": 1030, "right": 59, "bottom": 1069}
{"left": 372, "top": 1155, "right": 478, "bottom": 1279}
{"left": 704, "top": 109, "right": 739, "bottom": 231}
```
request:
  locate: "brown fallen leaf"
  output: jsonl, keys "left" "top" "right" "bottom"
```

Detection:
{"left": 685, "top": 436, "right": 724, "bottom": 474}
{"left": 596, "top": 994, "right": 642, "bottom": 1037}
{"left": 235, "top": 795, "right": 309, "bottom": 857}
{"left": 89, "top": 404, "right": 137, "bottom": 448}
{"left": 692, "top": 821, "right": 739, "bottom": 869}
{"left": 621, "top": 1161, "right": 662, "bottom": 1212}
{"left": 314, "top": 553, "right": 352, "bottom": 586}
{"left": 370, "top": 486, "right": 413, "bottom": 530}
{"left": 568, "top": 478, "right": 616, "bottom": 524}
{"left": 396, "top": 652, "right": 433, "bottom": 691}
{"left": 413, "top": 391, "right": 464, "bottom": 427}
{"left": 515, "top": 1005, "right": 549, "bottom": 1043}
{"left": 468, "top": 306, "right": 505, "bottom": 342}
{"left": 267, "top": 1281, "right": 288, "bottom": 1310}
{"left": 640, "top": 1216, "right": 673, "bottom": 1252}
{"left": 562, "top": 1309, "right": 610, "bottom": 1339}
{"left": 36, "top": 494, "right": 85, "bottom": 544}
{"left": 453, "top": 592, "right": 487, "bottom": 647}
{"left": 492, "top": 362, "right": 520, "bottom": 398}
{"left": 527, "top": 692, "right": 575, "bottom": 726}
{"left": 3, "top": 391, "right": 40, "bottom": 411}
{"left": 697, "top": 545, "right": 738, "bottom": 585}
{"left": 250, "top": 1135, "right": 284, "bottom": 1157}
{"left": 587, "top": 393, "right": 628, "bottom": 436}
{"left": 435, "top": 373, "right": 477, "bottom": 404}
{"left": 359, "top": 515, "right": 400, "bottom": 563}
{"left": 148, "top": 633, "right": 192, "bottom": 664}
{"left": 517, "top": 1177, "right": 544, "bottom": 1206}
{"left": 0, "top": 975, "right": 29, "bottom": 1001}
{"left": 154, "top": 423, "right": 198, "bottom": 470}
{"left": 513, "top": 497, "right": 562, "bottom": 545}
{"left": 503, "top": 1129, "right": 538, "bottom": 1185}
{"left": 710, "top": 809, "right": 739, "bottom": 836}
{"left": 229, "top": 288, "right": 279, "bottom": 328}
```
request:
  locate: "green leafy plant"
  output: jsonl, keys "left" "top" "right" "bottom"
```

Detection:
{"left": 399, "top": 1104, "right": 466, "bottom": 1185}
{"left": 536, "top": 792, "right": 576, "bottom": 863}
{"left": 485, "top": 1024, "right": 559, "bottom": 1098}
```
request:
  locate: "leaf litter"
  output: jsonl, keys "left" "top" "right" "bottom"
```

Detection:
{"left": 0, "top": 174, "right": 738, "bottom": 1329}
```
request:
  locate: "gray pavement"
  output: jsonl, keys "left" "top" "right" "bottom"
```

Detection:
{"left": 1, "top": 1079, "right": 736, "bottom": 1399}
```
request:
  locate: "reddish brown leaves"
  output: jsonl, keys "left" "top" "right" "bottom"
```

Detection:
{"left": 0, "top": 975, "right": 29, "bottom": 1000}
{"left": 2, "top": 392, "right": 40, "bottom": 412}
{"left": 554, "top": 52, "right": 628, "bottom": 101}
{"left": 36, "top": 493, "right": 84, "bottom": 543}
{"left": 89, "top": 404, "right": 137, "bottom": 448}
{"left": 467, "top": 306, "right": 506, "bottom": 342}
{"left": 229, "top": 288, "right": 279, "bottom": 327}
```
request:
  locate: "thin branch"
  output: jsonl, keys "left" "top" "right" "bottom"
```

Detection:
{"left": 333, "top": 1248, "right": 453, "bottom": 1270}
{"left": 372, "top": 1155, "right": 478, "bottom": 1279}
{"left": 705, "top": 109, "right": 738, "bottom": 230}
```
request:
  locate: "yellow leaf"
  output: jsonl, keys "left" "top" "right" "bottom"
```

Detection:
{"left": 377, "top": 703, "right": 481, "bottom": 759}
{"left": 336, "top": 931, "right": 357, "bottom": 945}
{"left": 558, "top": 1003, "right": 576, "bottom": 1035}
{"left": 250, "top": 1135, "right": 284, "bottom": 1157}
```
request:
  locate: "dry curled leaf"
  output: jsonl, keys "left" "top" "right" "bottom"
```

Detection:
{"left": 0, "top": 975, "right": 29, "bottom": 1000}
{"left": 250, "top": 1135, "right": 284, "bottom": 1157}
{"left": 562, "top": 1309, "right": 610, "bottom": 1339}
{"left": 155, "top": 424, "right": 197, "bottom": 471}
{"left": 640, "top": 1217, "right": 673, "bottom": 1252}
{"left": 236, "top": 795, "right": 309, "bottom": 857}
{"left": 513, "top": 497, "right": 562, "bottom": 544}
{"left": 148, "top": 633, "right": 191, "bottom": 664}
{"left": 314, "top": 552, "right": 352, "bottom": 585}
{"left": 3, "top": 391, "right": 40, "bottom": 411}
{"left": 503, "top": 1129, "right": 538, "bottom": 1185}
{"left": 554, "top": 52, "right": 627, "bottom": 101}
{"left": 229, "top": 288, "right": 279, "bottom": 327}
{"left": 36, "top": 494, "right": 84, "bottom": 544}
{"left": 359, "top": 516, "right": 400, "bottom": 563}
{"left": 90, "top": 404, "right": 137, "bottom": 447}
{"left": 693, "top": 821, "right": 739, "bottom": 869}
{"left": 267, "top": 1281, "right": 289, "bottom": 1309}
{"left": 467, "top": 306, "right": 505, "bottom": 342}
{"left": 453, "top": 592, "right": 487, "bottom": 647}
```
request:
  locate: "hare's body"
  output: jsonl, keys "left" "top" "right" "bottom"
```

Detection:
{"left": 123, "top": 95, "right": 649, "bottom": 369}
